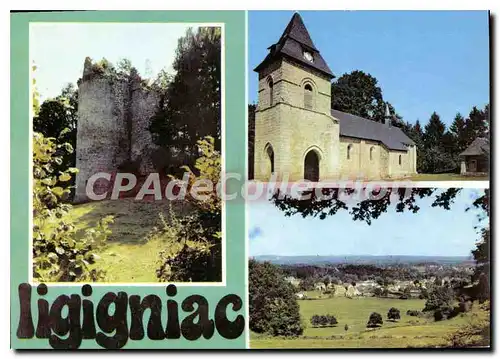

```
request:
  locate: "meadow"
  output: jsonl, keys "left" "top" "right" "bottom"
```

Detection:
{"left": 52, "top": 198, "right": 191, "bottom": 282}
{"left": 251, "top": 293, "right": 480, "bottom": 349}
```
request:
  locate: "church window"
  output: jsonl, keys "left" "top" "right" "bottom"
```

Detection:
{"left": 370, "top": 146, "right": 375, "bottom": 161}
{"left": 399, "top": 155, "right": 402, "bottom": 165}
{"left": 304, "top": 84, "right": 313, "bottom": 110}
{"left": 347, "top": 144, "right": 353, "bottom": 160}
{"left": 268, "top": 77, "right": 274, "bottom": 106}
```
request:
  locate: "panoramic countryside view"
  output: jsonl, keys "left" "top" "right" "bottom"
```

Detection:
{"left": 249, "top": 188, "right": 490, "bottom": 348}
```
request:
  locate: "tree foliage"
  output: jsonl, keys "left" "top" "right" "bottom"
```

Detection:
{"left": 367, "top": 312, "right": 383, "bottom": 328}
{"left": 311, "top": 314, "right": 338, "bottom": 327}
{"left": 407, "top": 105, "right": 489, "bottom": 173}
{"left": 155, "top": 137, "right": 222, "bottom": 282}
{"left": 272, "top": 187, "right": 464, "bottom": 225}
{"left": 387, "top": 307, "right": 401, "bottom": 321}
{"left": 331, "top": 71, "right": 385, "bottom": 123}
{"left": 33, "top": 84, "right": 78, "bottom": 197}
{"left": 249, "top": 260, "right": 303, "bottom": 336}
{"left": 423, "top": 286, "right": 455, "bottom": 312}
{"left": 149, "top": 27, "right": 222, "bottom": 171}
{"left": 32, "top": 131, "right": 112, "bottom": 282}
{"left": 32, "top": 69, "right": 114, "bottom": 282}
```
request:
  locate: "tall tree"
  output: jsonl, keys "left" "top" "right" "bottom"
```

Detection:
{"left": 33, "top": 83, "right": 78, "bottom": 176}
{"left": 469, "top": 190, "right": 489, "bottom": 302}
{"left": 466, "top": 106, "right": 489, "bottom": 140}
{"left": 249, "top": 260, "right": 303, "bottom": 337}
{"left": 149, "top": 27, "right": 221, "bottom": 169}
{"left": 419, "top": 112, "right": 456, "bottom": 173}
{"left": 422, "top": 112, "right": 446, "bottom": 148}
{"left": 449, "top": 113, "right": 468, "bottom": 153}
{"left": 248, "top": 104, "right": 256, "bottom": 179}
{"left": 331, "top": 70, "right": 387, "bottom": 122}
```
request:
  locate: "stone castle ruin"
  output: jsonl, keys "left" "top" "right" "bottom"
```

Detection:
{"left": 74, "top": 58, "right": 162, "bottom": 202}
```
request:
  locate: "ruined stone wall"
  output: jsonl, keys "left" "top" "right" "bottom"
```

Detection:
{"left": 130, "top": 80, "right": 161, "bottom": 174}
{"left": 74, "top": 60, "right": 160, "bottom": 202}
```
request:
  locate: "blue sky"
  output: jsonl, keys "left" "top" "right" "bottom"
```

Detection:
{"left": 248, "top": 11, "right": 490, "bottom": 127}
{"left": 30, "top": 23, "right": 193, "bottom": 101}
{"left": 248, "top": 189, "right": 486, "bottom": 257}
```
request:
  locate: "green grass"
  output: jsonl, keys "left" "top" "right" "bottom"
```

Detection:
{"left": 64, "top": 198, "right": 190, "bottom": 283}
{"left": 251, "top": 296, "right": 477, "bottom": 349}
{"left": 404, "top": 173, "right": 488, "bottom": 181}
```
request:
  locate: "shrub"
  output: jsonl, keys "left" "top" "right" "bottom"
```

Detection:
{"left": 367, "top": 312, "right": 383, "bottom": 328}
{"left": 249, "top": 260, "right": 303, "bottom": 337}
{"left": 434, "top": 309, "right": 444, "bottom": 321}
{"left": 155, "top": 137, "right": 222, "bottom": 282}
{"left": 310, "top": 314, "right": 338, "bottom": 327}
{"left": 458, "top": 301, "right": 473, "bottom": 313}
{"left": 434, "top": 306, "right": 455, "bottom": 321}
{"left": 387, "top": 307, "right": 401, "bottom": 321}
{"left": 447, "top": 302, "right": 490, "bottom": 347}
{"left": 32, "top": 132, "right": 112, "bottom": 282}
{"left": 267, "top": 298, "right": 304, "bottom": 337}
{"left": 344, "top": 324, "right": 349, "bottom": 331}
{"left": 423, "top": 286, "right": 455, "bottom": 312}
{"left": 406, "top": 310, "right": 421, "bottom": 317}
{"left": 154, "top": 210, "right": 219, "bottom": 282}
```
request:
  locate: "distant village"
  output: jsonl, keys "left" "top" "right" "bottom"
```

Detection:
{"left": 279, "top": 262, "right": 476, "bottom": 300}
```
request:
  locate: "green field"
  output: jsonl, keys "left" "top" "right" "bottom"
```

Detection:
{"left": 402, "top": 173, "right": 488, "bottom": 181}
{"left": 50, "top": 198, "right": 190, "bottom": 282}
{"left": 251, "top": 295, "right": 478, "bottom": 349}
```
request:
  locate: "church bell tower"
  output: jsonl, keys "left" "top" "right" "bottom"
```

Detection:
{"left": 253, "top": 13, "right": 339, "bottom": 182}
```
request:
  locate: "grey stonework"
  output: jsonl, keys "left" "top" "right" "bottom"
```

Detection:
{"left": 74, "top": 59, "right": 160, "bottom": 202}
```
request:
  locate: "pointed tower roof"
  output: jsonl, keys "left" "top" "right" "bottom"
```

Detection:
{"left": 254, "top": 13, "right": 334, "bottom": 78}
{"left": 278, "top": 12, "right": 318, "bottom": 51}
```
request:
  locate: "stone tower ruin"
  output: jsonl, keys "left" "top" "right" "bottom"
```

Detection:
{"left": 74, "top": 58, "right": 161, "bottom": 202}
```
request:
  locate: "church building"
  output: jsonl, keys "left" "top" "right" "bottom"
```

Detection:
{"left": 253, "top": 13, "right": 417, "bottom": 181}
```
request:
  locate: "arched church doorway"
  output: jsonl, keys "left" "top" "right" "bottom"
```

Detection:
{"left": 304, "top": 150, "right": 320, "bottom": 181}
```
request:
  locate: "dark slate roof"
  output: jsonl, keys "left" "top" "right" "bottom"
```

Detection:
{"left": 254, "top": 13, "right": 334, "bottom": 78}
{"left": 460, "top": 137, "right": 490, "bottom": 156}
{"left": 331, "top": 109, "right": 415, "bottom": 151}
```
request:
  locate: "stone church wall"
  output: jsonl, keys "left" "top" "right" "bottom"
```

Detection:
{"left": 253, "top": 42, "right": 418, "bottom": 181}
{"left": 339, "top": 137, "right": 383, "bottom": 180}
{"left": 387, "top": 145, "right": 416, "bottom": 178}
{"left": 254, "top": 103, "right": 339, "bottom": 182}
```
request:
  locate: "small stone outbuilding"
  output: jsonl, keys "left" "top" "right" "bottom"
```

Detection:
{"left": 460, "top": 137, "right": 489, "bottom": 176}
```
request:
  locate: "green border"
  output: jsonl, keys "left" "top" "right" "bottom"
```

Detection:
{"left": 11, "top": 10, "right": 246, "bottom": 349}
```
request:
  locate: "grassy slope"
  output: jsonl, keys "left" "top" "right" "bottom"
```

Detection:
{"left": 67, "top": 198, "right": 190, "bottom": 283}
{"left": 251, "top": 295, "right": 476, "bottom": 349}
